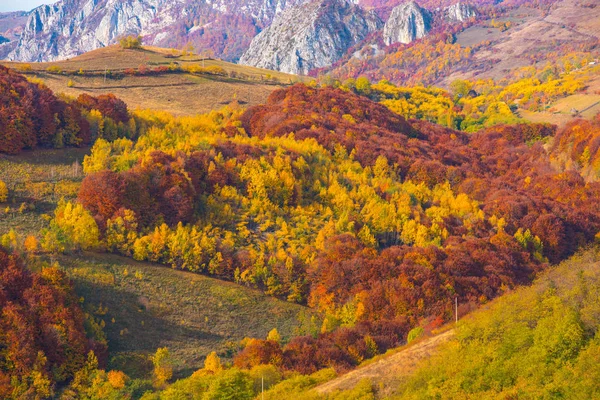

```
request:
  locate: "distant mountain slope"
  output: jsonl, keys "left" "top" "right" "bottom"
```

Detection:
{"left": 1, "top": 0, "right": 485, "bottom": 65}
{"left": 7, "top": 0, "right": 311, "bottom": 62}
{"left": 240, "top": 0, "right": 383, "bottom": 74}
{"left": 4, "top": 0, "right": 596, "bottom": 82}
{"left": 322, "top": 0, "right": 599, "bottom": 87}
{"left": 0, "top": 11, "right": 28, "bottom": 59}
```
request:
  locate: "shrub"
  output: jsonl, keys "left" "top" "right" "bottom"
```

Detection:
{"left": 0, "top": 180, "right": 7, "bottom": 202}
{"left": 19, "top": 64, "right": 33, "bottom": 72}
{"left": 407, "top": 327, "right": 424, "bottom": 344}
{"left": 46, "top": 65, "right": 62, "bottom": 74}
{"left": 119, "top": 35, "right": 143, "bottom": 49}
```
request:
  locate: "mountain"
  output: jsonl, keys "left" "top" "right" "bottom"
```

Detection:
{"left": 383, "top": 1, "right": 432, "bottom": 46}
{"left": 5, "top": 0, "right": 460, "bottom": 65}
{"left": 445, "top": 1, "right": 477, "bottom": 22}
{"left": 0, "top": 11, "right": 28, "bottom": 59}
{"left": 7, "top": 0, "right": 310, "bottom": 62}
{"left": 239, "top": 0, "right": 383, "bottom": 75}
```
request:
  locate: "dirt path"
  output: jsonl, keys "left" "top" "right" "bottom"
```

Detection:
{"left": 314, "top": 329, "right": 455, "bottom": 396}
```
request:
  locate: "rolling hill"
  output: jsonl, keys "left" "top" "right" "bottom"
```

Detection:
{"left": 1, "top": 45, "right": 304, "bottom": 116}
{"left": 57, "top": 252, "right": 316, "bottom": 379}
{"left": 0, "top": 2, "right": 599, "bottom": 396}
{"left": 0, "top": 145, "right": 316, "bottom": 382}
{"left": 262, "top": 246, "right": 600, "bottom": 398}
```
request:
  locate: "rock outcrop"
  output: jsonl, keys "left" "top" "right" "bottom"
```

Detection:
{"left": 383, "top": 1, "right": 431, "bottom": 46}
{"left": 239, "top": 0, "right": 382, "bottom": 75}
{"left": 445, "top": 2, "right": 477, "bottom": 22}
{"left": 7, "top": 0, "right": 309, "bottom": 62}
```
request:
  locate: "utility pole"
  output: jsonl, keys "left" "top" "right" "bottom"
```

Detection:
{"left": 455, "top": 296, "right": 458, "bottom": 323}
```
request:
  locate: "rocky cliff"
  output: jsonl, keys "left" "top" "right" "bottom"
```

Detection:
{"left": 0, "top": 11, "right": 28, "bottom": 59}
{"left": 383, "top": 1, "right": 431, "bottom": 46}
{"left": 7, "top": 0, "right": 309, "bottom": 62}
{"left": 445, "top": 2, "right": 477, "bottom": 22}
{"left": 239, "top": 0, "right": 382, "bottom": 75}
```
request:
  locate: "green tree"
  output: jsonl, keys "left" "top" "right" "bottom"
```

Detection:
{"left": 151, "top": 347, "right": 173, "bottom": 387}
{"left": 203, "top": 368, "right": 254, "bottom": 400}
{"left": 450, "top": 79, "right": 473, "bottom": 99}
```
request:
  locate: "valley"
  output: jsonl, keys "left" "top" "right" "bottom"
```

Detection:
{"left": 0, "top": 0, "right": 599, "bottom": 398}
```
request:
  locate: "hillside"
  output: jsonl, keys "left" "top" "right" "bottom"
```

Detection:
{"left": 0, "top": 145, "right": 315, "bottom": 382}
{"left": 325, "top": 0, "right": 599, "bottom": 85}
{"left": 57, "top": 252, "right": 315, "bottom": 378}
{"left": 1, "top": 46, "right": 303, "bottom": 116}
{"left": 258, "top": 246, "right": 600, "bottom": 398}
{"left": 394, "top": 246, "right": 600, "bottom": 398}
{"left": 57, "top": 83, "right": 600, "bottom": 377}
{"left": 2, "top": 28, "right": 600, "bottom": 397}
{"left": 314, "top": 329, "right": 455, "bottom": 396}
{"left": 449, "top": 0, "right": 600, "bottom": 83}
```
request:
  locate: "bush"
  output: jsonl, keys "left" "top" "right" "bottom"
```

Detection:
{"left": 119, "top": 35, "right": 143, "bottom": 49}
{"left": 0, "top": 180, "right": 7, "bottom": 202}
{"left": 46, "top": 65, "right": 62, "bottom": 74}
{"left": 203, "top": 368, "right": 254, "bottom": 400}
{"left": 19, "top": 64, "right": 33, "bottom": 72}
{"left": 407, "top": 327, "right": 424, "bottom": 344}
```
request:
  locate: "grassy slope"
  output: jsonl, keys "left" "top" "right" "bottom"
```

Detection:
{"left": 310, "top": 246, "right": 600, "bottom": 399}
{"left": 450, "top": 0, "right": 600, "bottom": 127}
{"left": 1, "top": 46, "right": 306, "bottom": 116}
{"left": 0, "top": 147, "right": 88, "bottom": 237}
{"left": 314, "top": 329, "right": 455, "bottom": 398}
{"left": 57, "top": 252, "right": 314, "bottom": 379}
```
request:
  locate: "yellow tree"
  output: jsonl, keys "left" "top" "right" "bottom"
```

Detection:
{"left": 151, "top": 347, "right": 173, "bottom": 387}
{"left": 266, "top": 328, "right": 281, "bottom": 343}
{"left": 204, "top": 351, "right": 222, "bottom": 374}
{"left": 24, "top": 235, "right": 38, "bottom": 255}
{"left": 42, "top": 200, "right": 100, "bottom": 252}
{"left": 0, "top": 180, "right": 7, "bottom": 202}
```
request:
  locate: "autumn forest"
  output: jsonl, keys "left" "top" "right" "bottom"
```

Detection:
{"left": 1, "top": 0, "right": 600, "bottom": 397}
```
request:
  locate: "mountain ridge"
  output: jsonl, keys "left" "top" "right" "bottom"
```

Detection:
{"left": 6, "top": 0, "right": 312, "bottom": 62}
{"left": 239, "top": 0, "right": 383, "bottom": 75}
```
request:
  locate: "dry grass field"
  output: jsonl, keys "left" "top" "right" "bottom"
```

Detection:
{"left": 2, "top": 45, "right": 306, "bottom": 116}
{"left": 314, "top": 329, "right": 455, "bottom": 398}
{"left": 57, "top": 252, "right": 316, "bottom": 379}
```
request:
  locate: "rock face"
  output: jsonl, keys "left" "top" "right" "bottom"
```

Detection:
{"left": 0, "top": 11, "right": 28, "bottom": 59}
{"left": 383, "top": 1, "right": 431, "bottom": 46}
{"left": 7, "top": 0, "right": 310, "bottom": 62}
{"left": 445, "top": 2, "right": 477, "bottom": 22}
{"left": 206, "top": 0, "right": 308, "bottom": 23}
{"left": 239, "top": 0, "right": 382, "bottom": 75}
